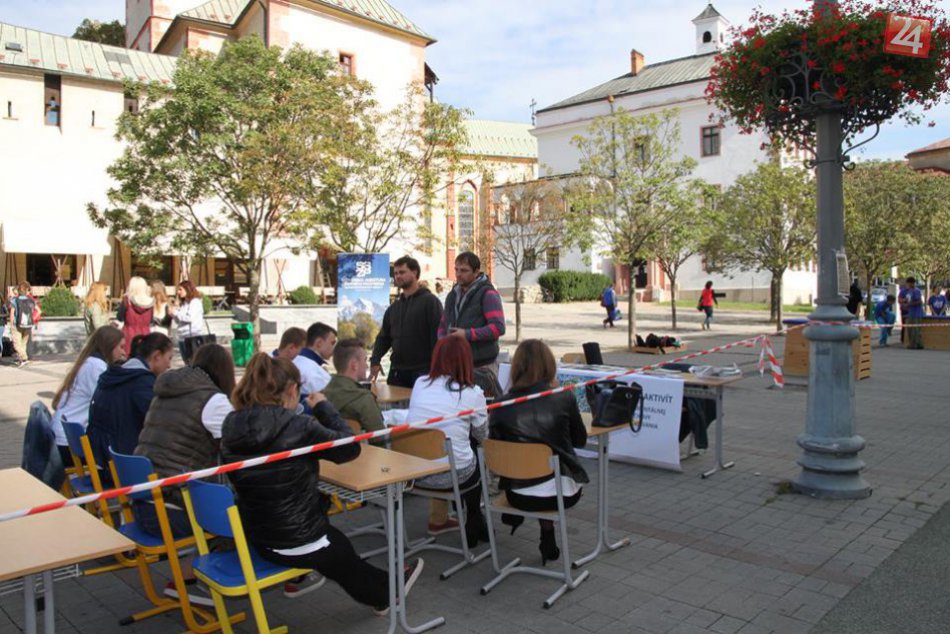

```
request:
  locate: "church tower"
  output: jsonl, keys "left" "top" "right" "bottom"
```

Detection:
{"left": 692, "top": 4, "right": 729, "bottom": 55}
{"left": 125, "top": 0, "right": 199, "bottom": 51}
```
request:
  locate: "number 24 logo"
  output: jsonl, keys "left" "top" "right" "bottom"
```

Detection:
{"left": 884, "top": 14, "right": 932, "bottom": 58}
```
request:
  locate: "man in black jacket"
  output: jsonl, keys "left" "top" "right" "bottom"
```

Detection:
{"left": 370, "top": 256, "right": 443, "bottom": 388}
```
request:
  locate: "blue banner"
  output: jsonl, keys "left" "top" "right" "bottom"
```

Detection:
{"left": 337, "top": 254, "right": 390, "bottom": 348}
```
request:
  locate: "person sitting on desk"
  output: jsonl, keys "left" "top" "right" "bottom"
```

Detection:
{"left": 323, "top": 338, "right": 384, "bottom": 434}
{"left": 488, "top": 339, "right": 587, "bottom": 566}
{"left": 222, "top": 354, "right": 423, "bottom": 612}
{"left": 293, "top": 322, "right": 337, "bottom": 409}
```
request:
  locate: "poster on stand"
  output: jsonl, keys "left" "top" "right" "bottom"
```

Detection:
{"left": 498, "top": 363, "right": 685, "bottom": 471}
{"left": 337, "top": 254, "right": 390, "bottom": 349}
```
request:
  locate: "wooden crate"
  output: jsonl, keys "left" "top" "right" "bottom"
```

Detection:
{"left": 784, "top": 326, "right": 871, "bottom": 380}
{"left": 919, "top": 318, "right": 950, "bottom": 350}
{"left": 633, "top": 343, "right": 688, "bottom": 355}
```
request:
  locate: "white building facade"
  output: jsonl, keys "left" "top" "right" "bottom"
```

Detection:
{"left": 529, "top": 4, "right": 818, "bottom": 305}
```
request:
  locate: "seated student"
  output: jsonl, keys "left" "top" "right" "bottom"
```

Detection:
{"left": 51, "top": 326, "right": 126, "bottom": 466}
{"left": 293, "top": 322, "right": 337, "bottom": 401}
{"left": 87, "top": 333, "right": 174, "bottom": 470}
{"left": 222, "top": 354, "right": 423, "bottom": 611}
{"left": 928, "top": 286, "right": 947, "bottom": 316}
{"left": 488, "top": 339, "right": 588, "bottom": 566}
{"left": 133, "top": 342, "right": 235, "bottom": 605}
{"left": 406, "top": 336, "right": 488, "bottom": 546}
{"left": 323, "top": 338, "right": 384, "bottom": 434}
{"left": 273, "top": 327, "right": 306, "bottom": 361}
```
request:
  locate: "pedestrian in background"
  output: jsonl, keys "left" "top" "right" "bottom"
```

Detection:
{"left": 873, "top": 294, "right": 897, "bottom": 347}
{"left": 116, "top": 276, "right": 154, "bottom": 357}
{"left": 150, "top": 280, "right": 173, "bottom": 335}
{"left": 699, "top": 280, "right": 719, "bottom": 330}
{"left": 8, "top": 281, "right": 39, "bottom": 367}
{"left": 927, "top": 285, "right": 947, "bottom": 316}
{"left": 600, "top": 283, "right": 617, "bottom": 329}
{"left": 170, "top": 280, "right": 206, "bottom": 362}
{"left": 846, "top": 280, "right": 863, "bottom": 318}
{"left": 82, "top": 282, "right": 111, "bottom": 336}
{"left": 898, "top": 277, "right": 924, "bottom": 349}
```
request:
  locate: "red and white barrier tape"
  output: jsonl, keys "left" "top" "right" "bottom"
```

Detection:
{"left": 787, "top": 320, "right": 950, "bottom": 329}
{"left": 0, "top": 333, "right": 780, "bottom": 523}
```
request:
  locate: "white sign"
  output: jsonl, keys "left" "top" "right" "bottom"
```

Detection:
{"left": 498, "top": 363, "right": 686, "bottom": 472}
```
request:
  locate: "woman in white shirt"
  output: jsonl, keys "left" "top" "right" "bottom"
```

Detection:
{"left": 406, "top": 336, "right": 488, "bottom": 547}
{"left": 51, "top": 326, "right": 127, "bottom": 465}
{"left": 170, "top": 280, "right": 205, "bottom": 362}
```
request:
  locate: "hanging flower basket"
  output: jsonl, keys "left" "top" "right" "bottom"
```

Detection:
{"left": 706, "top": 0, "right": 950, "bottom": 150}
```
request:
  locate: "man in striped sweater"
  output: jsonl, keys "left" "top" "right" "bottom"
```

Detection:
{"left": 438, "top": 252, "right": 506, "bottom": 376}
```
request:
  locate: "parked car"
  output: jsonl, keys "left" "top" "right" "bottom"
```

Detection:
{"left": 870, "top": 287, "right": 888, "bottom": 305}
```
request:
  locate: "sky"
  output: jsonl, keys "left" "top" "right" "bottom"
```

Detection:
{"left": 2, "top": 0, "right": 947, "bottom": 161}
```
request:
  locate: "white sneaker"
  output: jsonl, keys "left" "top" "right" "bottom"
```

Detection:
{"left": 283, "top": 572, "right": 326, "bottom": 598}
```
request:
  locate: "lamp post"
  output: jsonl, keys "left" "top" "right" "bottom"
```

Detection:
{"left": 794, "top": 0, "right": 870, "bottom": 499}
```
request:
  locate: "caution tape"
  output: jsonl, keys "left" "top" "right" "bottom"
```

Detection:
{"left": 786, "top": 320, "right": 950, "bottom": 330}
{"left": 0, "top": 333, "right": 782, "bottom": 523}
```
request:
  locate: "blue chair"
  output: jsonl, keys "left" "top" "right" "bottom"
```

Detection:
{"left": 183, "top": 480, "right": 312, "bottom": 634}
{"left": 109, "top": 449, "right": 242, "bottom": 632}
{"left": 61, "top": 422, "right": 97, "bottom": 498}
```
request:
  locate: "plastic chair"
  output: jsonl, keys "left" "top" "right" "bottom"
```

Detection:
{"left": 477, "top": 439, "right": 589, "bottom": 608}
{"left": 183, "top": 480, "right": 311, "bottom": 634}
{"left": 109, "top": 449, "right": 243, "bottom": 632}
{"left": 560, "top": 352, "right": 586, "bottom": 364}
{"left": 391, "top": 428, "right": 490, "bottom": 579}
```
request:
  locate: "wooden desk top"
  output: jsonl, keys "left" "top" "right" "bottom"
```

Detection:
{"left": 371, "top": 383, "right": 413, "bottom": 404}
{"left": 580, "top": 413, "right": 633, "bottom": 437}
{"left": 320, "top": 445, "right": 447, "bottom": 492}
{"left": 0, "top": 468, "right": 134, "bottom": 583}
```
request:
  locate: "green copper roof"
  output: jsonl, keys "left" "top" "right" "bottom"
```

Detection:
{"left": 462, "top": 120, "right": 537, "bottom": 159}
{"left": 179, "top": 0, "right": 252, "bottom": 27}
{"left": 537, "top": 52, "right": 716, "bottom": 114}
{"left": 0, "top": 21, "right": 176, "bottom": 84}
{"left": 314, "top": 0, "right": 433, "bottom": 42}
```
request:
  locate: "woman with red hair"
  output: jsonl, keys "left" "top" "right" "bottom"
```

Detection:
{"left": 405, "top": 335, "right": 488, "bottom": 546}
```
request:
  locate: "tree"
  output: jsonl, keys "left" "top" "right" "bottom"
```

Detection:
{"left": 704, "top": 160, "right": 815, "bottom": 331}
{"left": 89, "top": 36, "right": 357, "bottom": 352}
{"left": 310, "top": 86, "right": 469, "bottom": 254}
{"left": 492, "top": 177, "right": 571, "bottom": 341}
{"left": 569, "top": 108, "right": 697, "bottom": 349}
{"left": 73, "top": 19, "right": 125, "bottom": 46}
{"left": 904, "top": 172, "right": 950, "bottom": 296}
{"left": 646, "top": 181, "right": 714, "bottom": 330}
{"left": 844, "top": 162, "right": 927, "bottom": 314}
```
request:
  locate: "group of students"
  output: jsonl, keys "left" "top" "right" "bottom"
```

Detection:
{"left": 48, "top": 316, "right": 589, "bottom": 615}
{"left": 872, "top": 277, "right": 948, "bottom": 348}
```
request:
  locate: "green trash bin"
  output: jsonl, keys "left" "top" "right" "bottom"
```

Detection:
{"left": 231, "top": 322, "right": 254, "bottom": 367}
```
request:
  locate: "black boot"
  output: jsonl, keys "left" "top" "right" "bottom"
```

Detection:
{"left": 539, "top": 528, "right": 560, "bottom": 565}
{"left": 501, "top": 513, "right": 524, "bottom": 535}
{"left": 465, "top": 511, "right": 489, "bottom": 548}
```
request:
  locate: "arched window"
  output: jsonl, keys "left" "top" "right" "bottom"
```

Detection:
{"left": 702, "top": 31, "right": 712, "bottom": 43}
{"left": 458, "top": 189, "right": 475, "bottom": 251}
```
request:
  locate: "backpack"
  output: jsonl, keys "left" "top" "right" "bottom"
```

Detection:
{"left": 13, "top": 297, "right": 37, "bottom": 329}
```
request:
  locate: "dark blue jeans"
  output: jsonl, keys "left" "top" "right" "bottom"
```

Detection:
{"left": 388, "top": 368, "right": 426, "bottom": 389}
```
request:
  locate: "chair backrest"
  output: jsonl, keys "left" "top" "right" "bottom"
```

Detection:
{"left": 62, "top": 422, "right": 87, "bottom": 462}
{"left": 109, "top": 448, "right": 156, "bottom": 501}
{"left": 560, "top": 352, "right": 586, "bottom": 364}
{"left": 186, "top": 480, "right": 236, "bottom": 539}
{"left": 390, "top": 428, "right": 447, "bottom": 461}
{"left": 482, "top": 439, "right": 554, "bottom": 480}
{"left": 344, "top": 418, "right": 363, "bottom": 435}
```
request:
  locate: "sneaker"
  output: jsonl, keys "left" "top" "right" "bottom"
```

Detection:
{"left": 163, "top": 580, "right": 215, "bottom": 607}
{"left": 16, "top": 359, "right": 29, "bottom": 368}
{"left": 427, "top": 518, "right": 459, "bottom": 536}
{"left": 283, "top": 572, "right": 326, "bottom": 598}
{"left": 373, "top": 558, "right": 424, "bottom": 616}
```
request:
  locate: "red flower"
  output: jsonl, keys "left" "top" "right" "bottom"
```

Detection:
{"left": 807, "top": 59, "right": 818, "bottom": 68}
{"left": 835, "top": 86, "right": 848, "bottom": 100}
{"left": 813, "top": 80, "right": 822, "bottom": 90}
{"left": 752, "top": 37, "right": 766, "bottom": 49}
{"left": 832, "top": 62, "right": 846, "bottom": 73}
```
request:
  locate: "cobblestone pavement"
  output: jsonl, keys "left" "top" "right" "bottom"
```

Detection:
{"left": 1, "top": 301, "right": 947, "bottom": 634}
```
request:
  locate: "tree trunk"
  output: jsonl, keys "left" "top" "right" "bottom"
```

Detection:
{"left": 769, "top": 277, "right": 779, "bottom": 322}
{"left": 773, "top": 271, "right": 784, "bottom": 332}
{"left": 628, "top": 265, "right": 637, "bottom": 350}
{"left": 669, "top": 272, "right": 678, "bottom": 330}
{"left": 864, "top": 271, "right": 874, "bottom": 317}
{"left": 248, "top": 265, "right": 262, "bottom": 354}
{"left": 514, "top": 272, "right": 522, "bottom": 342}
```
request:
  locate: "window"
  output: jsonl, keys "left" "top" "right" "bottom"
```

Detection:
{"left": 5, "top": 101, "right": 11, "bottom": 118}
{"left": 701, "top": 125, "right": 721, "bottom": 157}
{"left": 524, "top": 248, "right": 537, "bottom": 271}
{"left": 131, "top": 255, "right": 174, "bottom": 284}
{"left": 457, "top": 190, "right": 475, "bottom": 251}
{"left": 44, "top": 74, "right": 61, "bottom": 127}
{"left": 27, "top": 254, "right": 76, "bottom": 286}
{"left": 124, "top": 91, "right": 139, "bottom": 114}
{"left": 339, "top": 53, "right": 354, "bottom": 76}
{"left": 546, "top": 247, "right": 560, "bottom": 270}
{"left": 703, "top": 31, "right": 712, "bottom": 43}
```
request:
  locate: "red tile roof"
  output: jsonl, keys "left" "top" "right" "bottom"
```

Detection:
{"left": 906, "top": 137, "right": 950, "bottom": 156}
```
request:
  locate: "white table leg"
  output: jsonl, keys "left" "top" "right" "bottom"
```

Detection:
{"left": 395, "top": 481, "right": 445, "bottom": 633}
{"left": 702, "top": 387, "right": 735, "bottom": 479}
{"left": 573, "top": 433, "right": 630, "bottom": 568}
{"left": 385, "top": 484, "right": 397, "bottom": 634}
{"left": 42, "top": 570, "right": 54, "bottom": 633}
{"left": 23, "top": 573, "right": 37, "bottom": 634}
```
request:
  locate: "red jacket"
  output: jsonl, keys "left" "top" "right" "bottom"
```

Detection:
{"left": 121, "top": 298, "right": 154, "bottom": 355}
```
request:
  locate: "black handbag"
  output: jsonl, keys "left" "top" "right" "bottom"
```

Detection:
{"left": 585, "top": 380, "right": 645, "bottom": 433}
{"left": 182, "top": 321, "right": 217, "bottom": 362}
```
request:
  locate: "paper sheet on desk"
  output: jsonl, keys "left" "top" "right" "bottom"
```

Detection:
{"left": 383, "top": 409, "right": 408, "bottom": 427}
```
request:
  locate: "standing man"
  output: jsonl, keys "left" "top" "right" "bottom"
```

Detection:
{"left": 325, "top": 338, "right": 384, "bottom": 434}
{"left": 438, "top": 252, "right": 506, "bottom": 375}
{"left": 370, "top": 256, "right": 443, "bottom": 388}
{"left": 294, "top": 322, "right": 337, "bottom": 398}
{"left": 927, "top": 285, "right": 947, "bottom": 316}
{"left": 8, "top": 281, "right": 38, "bottom": 368}
{"left": 898, "top": 277, "right": 924, "bottom": 349}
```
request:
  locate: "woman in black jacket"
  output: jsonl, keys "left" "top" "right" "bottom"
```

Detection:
{"left": 489, "top": 339, "right": 588, "bottom": 565}
{"left": 221, "top": 353, "right": 422, "bottom": 612}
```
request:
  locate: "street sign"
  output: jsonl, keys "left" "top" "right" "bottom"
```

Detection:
{"left": 884, "top": 14, "right": 932, "bottom": 58}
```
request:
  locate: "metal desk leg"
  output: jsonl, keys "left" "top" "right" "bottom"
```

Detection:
{"left": 23, "top": 573, "right": 37, "bottom": 634}
{"left": 395, "top": 482, "right": 445, "bottom": 633}
{"left": 573, "top": 433, "right": 630, "bottom": 568}
{"left": 385, "top": 484, "right": 397, "bottom": 634}
{"left": 42, "top": 570, "right": 54, "bottom": 633}
{"left": 702, "top": 387, "right": 735, "bottom": 479}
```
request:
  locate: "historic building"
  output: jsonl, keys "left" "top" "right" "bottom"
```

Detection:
{"left": 522, "top": 4, "right": 818, "bottom": 304}
{"left": 0, "top": 0, "right": 536, "bottom": 300}
{"left": 906, "top": 137, "right": 950, "bottom": 174}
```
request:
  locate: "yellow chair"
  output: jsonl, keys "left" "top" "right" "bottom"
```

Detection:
{"left": 109, "top": 449, "right": 244, "bottom": 632}
{"left": 183, "top": 480, "right": 312, "bottom": 634}
{"left": 477, "top": 439, "right": 589, "bottom": 608}
{"left": 560, "top": 352, "right": 586, "bottom": 364}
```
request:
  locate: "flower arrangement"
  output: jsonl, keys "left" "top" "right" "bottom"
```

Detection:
{"left": 706, "top": 0, "right": 950, "bottom": 150}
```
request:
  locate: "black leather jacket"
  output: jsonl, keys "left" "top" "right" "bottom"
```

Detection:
{"left": 489, "top": 383, "right": 588, "bottom": 490}
{"left": 221, "top": 401, "right": 359, "bottom": 550}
